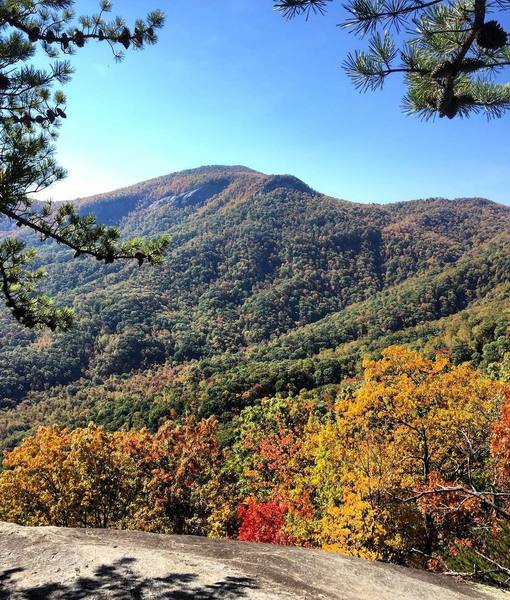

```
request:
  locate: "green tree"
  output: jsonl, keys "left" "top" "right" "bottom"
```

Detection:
{"left": 275, "top": 0, "right": 510, "bottom": 119}
{"left": 0, "top": 1, "right": 168, "bottom": 331}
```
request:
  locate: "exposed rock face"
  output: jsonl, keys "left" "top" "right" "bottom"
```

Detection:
{"left": 0, "top": 522, "right": 506, "bottom": 599}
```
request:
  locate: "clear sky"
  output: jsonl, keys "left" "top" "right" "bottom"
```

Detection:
{"left": 42, "top": 0, "right": 510, "bottom": 205}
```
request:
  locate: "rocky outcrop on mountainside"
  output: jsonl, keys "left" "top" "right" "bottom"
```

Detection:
{"left": 0, "top": 522, "right": 506, "bottom": 599}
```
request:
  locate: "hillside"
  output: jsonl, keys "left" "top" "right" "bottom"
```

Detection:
{"left": 0, "top": 522, "right": 505, "bottom": 599}
{"left": 1, "top": 165, "right": 510, "bottom": 447}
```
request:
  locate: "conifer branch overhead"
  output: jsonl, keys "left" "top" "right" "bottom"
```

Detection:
{"left": 274, "top": 0, "right": 333, "bottom": 19}
{"left": 274, "top": 0, "right": 510, "bottom": 119}
{"left": 0, "top": 1, "right": 166, "bottom": 330}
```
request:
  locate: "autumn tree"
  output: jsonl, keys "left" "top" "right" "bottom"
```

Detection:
{"left": 275, "top": 0, "right": 510, "bottom": 119}
{"left": 0, "top": 418, "right": 231, "bottom": 536}
{"left": 0, "top": 1, "right": 168, "bottom": 331}
{"left": 440, "top": 389, "right": 510, "bottom": 587}
{"left": 319, "top": 346, "right": 505, "bottom": 563}
{"left": 124, "top": 416, "right": 231, "bottom": 537}
{"left": 231, "top": 392, "right": 334, "bottom": 547}
{"left": 237, "top": 497, "right": 290, "bottom": 544}
{"left": 0, "top": 425, "right": 142, "bottom": 527}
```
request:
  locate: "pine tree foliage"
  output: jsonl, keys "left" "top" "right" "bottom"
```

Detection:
{"left": 274, "top": 0, "right": 510, "bottom": 119}
{"left": 0, "top": 1, "right": 168, "bottom": 331}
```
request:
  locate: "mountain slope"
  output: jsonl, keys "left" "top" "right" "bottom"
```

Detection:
{"left": 0, "top": 166, "right": 509, "bottom": 444}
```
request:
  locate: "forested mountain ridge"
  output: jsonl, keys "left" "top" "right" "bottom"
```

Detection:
{"left": 1, "top": 166, "right": 509, "bottom": 447}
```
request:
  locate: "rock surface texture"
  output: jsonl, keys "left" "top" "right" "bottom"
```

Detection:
{"left": 0, "top": 522, "right": 507, "bottom": 599}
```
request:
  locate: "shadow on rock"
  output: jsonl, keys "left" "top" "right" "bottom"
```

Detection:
{"left": 0, "top": 558, "right": 258, "bottom": 599}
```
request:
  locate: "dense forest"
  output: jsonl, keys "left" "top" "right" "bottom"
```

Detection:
{"left": 1, "top": 166, "right": 510, "bottom": 585}
{"left": 1, "top": 166, "right": 509, "bottom": 440}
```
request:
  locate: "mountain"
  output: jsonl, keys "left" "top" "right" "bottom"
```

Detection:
{"left": 1, "top": 165, "right": 509, "bottom": 447}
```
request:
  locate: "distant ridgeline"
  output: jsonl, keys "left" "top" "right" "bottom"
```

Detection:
{"left": 1, "top": 165, "right": 510, "bottom": 447}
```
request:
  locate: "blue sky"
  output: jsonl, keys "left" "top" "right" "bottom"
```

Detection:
{"left": 43, "top": 0, "right": 510, "bottom": 205}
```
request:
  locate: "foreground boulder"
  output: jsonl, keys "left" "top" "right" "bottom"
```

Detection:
{"left": 0, "top": 522, "right": 507, "bottom": 599}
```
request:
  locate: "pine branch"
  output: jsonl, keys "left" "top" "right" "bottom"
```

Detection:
{"left": 0, "top": 204, "right": 169, "bottom": 266}
{"left": 343, "top": 0, "right": 445, "bottom": 35}
{"left": 274, "top": 0, "right": 333, "bottom": 19}
{"left": 275, "top": 0, "right": 510, "bottom": 118}
{"left": 0, "top": 239, "right": 74, "bottom": 331}
{"left": 0, "top": 1, "right": 167, "bottom": 330}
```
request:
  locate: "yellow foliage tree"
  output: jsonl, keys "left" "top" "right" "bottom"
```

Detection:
{"left": 314, "top": 346, "right": 505, "bottom": 563}
{"left": 0, "top": 425, "right": 141, "bottom": 527}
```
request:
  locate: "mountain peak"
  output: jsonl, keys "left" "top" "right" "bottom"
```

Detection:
{"left": 170, "top": 164, "right": 261, "bottom": 177}
{"left": 258, "top": 174, "right": 317, "bottom": 196}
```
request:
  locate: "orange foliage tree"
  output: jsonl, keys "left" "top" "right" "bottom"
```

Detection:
{"left": 0, "top": 417, "right": 229, "bottom": 535}
{"left": 127, "top": 416, "right": 232, "bottom": 536}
